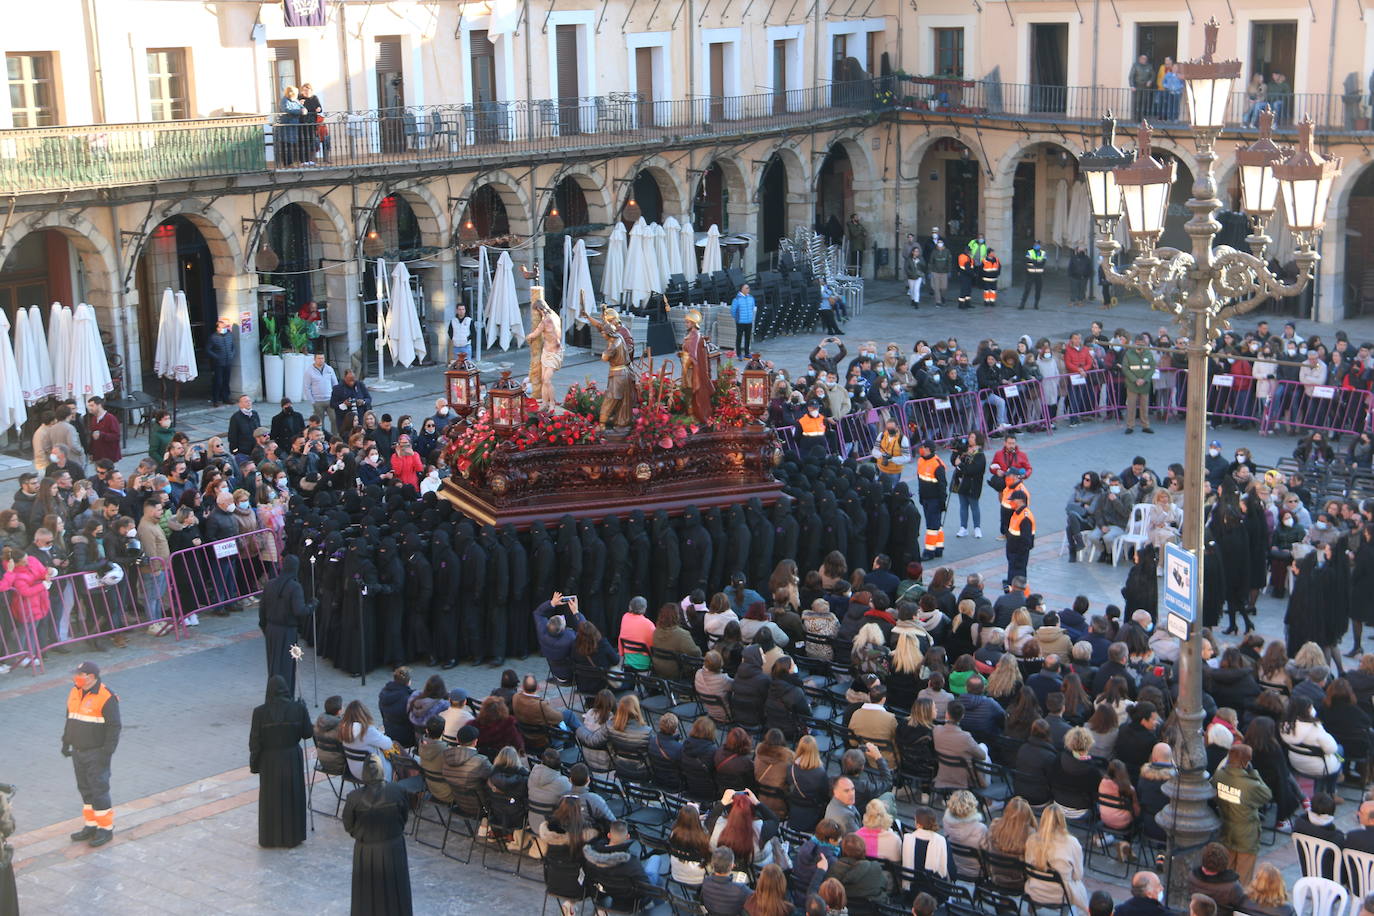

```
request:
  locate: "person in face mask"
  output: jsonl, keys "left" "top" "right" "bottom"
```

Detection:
{"left": 1204, "top": 440, "right": 1229, "bottom": 489}
{"left": 795, "top": 400, "right": 832, "bottom": 458}
{"left": 928, "top": 236, "right": 952, "bottom": 305}
{"left": 1084, "top": 473, "right": 1135, "bottom": 563}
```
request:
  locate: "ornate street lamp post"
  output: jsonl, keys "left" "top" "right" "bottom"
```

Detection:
{"left": 1080, "top": 18, "right": 1340, "bottom": 859}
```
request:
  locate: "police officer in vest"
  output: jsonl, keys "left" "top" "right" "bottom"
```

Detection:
{"left": 870, "top": 416, "right": 911, "bottom": 487}
{"left": 980, "top": 249, "right": 1002, "bottom": 307}
{"left": 1004, "top": 491, "right": 1036, "bottom": 588}
{"left": 1020, "top": 240, "right": 1046, "bottom": 310}
{"left": 956, "top": 250, "right": 977, "bottom": 310}
{"left": 64, "top": 661, "right": 122, "bottom": 847}
{"left": 916, "top": 441, "right": 949, "bottom": 560}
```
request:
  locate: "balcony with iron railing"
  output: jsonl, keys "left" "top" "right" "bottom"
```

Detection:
{"left": 0, "top": 80, "right": 885, "bottom": 196}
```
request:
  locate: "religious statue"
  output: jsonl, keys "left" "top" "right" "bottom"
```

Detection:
{"left": 586, "top": 307, "right": 637, "bottom": 428}
{"left": 679, "top": 309, "right": 713, "bottom": 423}
{"left": 525, "top": 287, "right": 563, "bottom": 411}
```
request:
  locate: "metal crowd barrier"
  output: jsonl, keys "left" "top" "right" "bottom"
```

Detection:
{"left": 165, "top": 527, "right": 280, "bottom": 630}
{"left": 0, "top": 593, "right": 42, "bottom": 673}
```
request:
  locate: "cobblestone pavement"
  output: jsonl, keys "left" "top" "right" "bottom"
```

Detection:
{"left": 2, "top": 278, "right": 1362, "bottom": 910}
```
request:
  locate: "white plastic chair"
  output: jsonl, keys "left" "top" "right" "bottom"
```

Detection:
{"left": 1112, "top": 503, "right": 1152, "bottom": 566}
{"left": 1293, "top": 833, "right": 1343, "bottom": 881}
{"left": 1293, "top": 876, "right": 1349, "bottom": 916}
{"left": 1344, "top": 849, "right": 1374, "bottom": 901}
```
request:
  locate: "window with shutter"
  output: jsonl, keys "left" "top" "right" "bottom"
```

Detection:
{"left": 556, "top": 24, "right": 580, "bottom": 134}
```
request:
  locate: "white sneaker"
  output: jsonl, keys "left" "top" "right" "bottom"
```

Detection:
{"left": 18, "top": 656, "right": 32, "bottom": 668}
{"left": 956, "top": 527, "right": 967, "bottom": 538}
{"left": 187, "top": 614, "right": 200, "bottom": 627}
{"left": 0, "top": 663, "right": 10, "bottom": 674}
{"left": 973, "top": 527, "right": 983, "bottom": 538}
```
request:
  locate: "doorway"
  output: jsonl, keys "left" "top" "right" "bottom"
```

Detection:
{"left": 693, "top": 163, "right": 727, "bottom": 234}
{"left": 635, "top": 46, "right": 657, "bottom": 126}
{"left": 708, "top": 42, "right": 726, "bottom": 121}
{"left": 469, "top": 30, "right": 501, "bottom": 141}
{"left": 758, "top": 155, "right": 788, "bottom": 265}
{"left": 1029, "top": 23, "right": 1068, "bottom": 114}
{"left": 1012, "top": 162, "right": 1036, "bottom": 279}
{"left": 1134, "top": 23, "right": 1178, "bottom": 69}
{"left": 772, "top": 42, "right": 788, "bottom": 114}
{"left": 629, "top": 171, "right": 664, "bottom": 225}
{"left": 375, "top": 37, "right": 406, "bottom": 152}
{"left": 136, "top": 216, "right": 216, "bottom": 396}
{"left": 1250, "top": 21, "right": 1298, "bottom": 99}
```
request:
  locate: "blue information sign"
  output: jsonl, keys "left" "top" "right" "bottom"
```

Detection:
{"left": 1162, "top": 542, "right": 1197, "bottom": 624}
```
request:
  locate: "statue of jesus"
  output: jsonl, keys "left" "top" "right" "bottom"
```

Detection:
{"left": 524, "top": 287, "right": 563, "bottom": 411}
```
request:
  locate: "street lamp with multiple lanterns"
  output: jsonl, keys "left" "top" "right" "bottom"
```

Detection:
{"left": 1079, "top": 17, "right": 1341, "bottom": 855}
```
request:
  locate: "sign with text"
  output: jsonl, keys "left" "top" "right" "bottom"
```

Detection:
{"left": 214, "top": 540, "right": 240, "bottom": 559}
{"left": 1162, "top": 542, "right": 1197, "bottom": 624}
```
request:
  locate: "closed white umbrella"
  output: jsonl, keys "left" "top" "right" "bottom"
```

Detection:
{"left": 13, "top": 308, "right": 41, "bottom": 405}
{"left": 663, "top": 216, "right": 685, "bottom": 277}
{"left": 152, "top": 288, "right": 178, "bottom": 380}
{"left": 386, "top": 261, "right": 427, "bottom": 367}
{"left": 68, "top": 303, "right": 113, "bottom": 409}
{"left": 1066, "top": 182, "right": 1091, "bottom": 252}
{"left": 561, "top": 235, "right": 573, "bottom": 320}
{"left": 564, "top": 239, "right": 597, "bottom": 328}
{"left": 701, "top": 223, "right": 723, "bottom": 275}
{"left": 679, "top": 216, "right": 698, "bottom": 283}
{"left": 624, "top": 218, "right": 654, "bottom": 308}
{"left": 485, "top": 250, "right": 525, "bottom": 350}
{"left": 650, "top": 222, "right": 671, "bottom": 291}
{"left": 26, "top": 305, "right": 55, "bottom": 401}
{"left": 169, "top": 291, "right": 199, "bottom": 382}
{"left": 602, "top": 223, "right": 628, "bottom": 304}
{"left": 48, "top": 302, "right": 72, "bottom": 401}
{"left": 0, "top": 310, "right": 25, "bottom": 433}
{"left": 1050, "top": 179, "right": 1070, "bottom": 251}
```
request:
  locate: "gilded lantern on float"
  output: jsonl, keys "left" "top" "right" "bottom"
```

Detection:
{"left": 489, "top": 371, "right": 524, "bottom": 435}
{"left": 742, "top": 365, "right": 769, "bottom": 415}
{"left": 445, "top": 360, "right": 481, "bottom": 418}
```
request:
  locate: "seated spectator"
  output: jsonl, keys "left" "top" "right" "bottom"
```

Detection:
{"left": 815, "top": 879, "right": 849, "bottom": 916}
{"left": 764, "top": 655, "right": 812, "bottom": 741}
{"left": 441, "top": 724, "right": 492, "bottom": 795}
{"left": 949, "top": 654, "right": 977, "bottom": 695}
{"left": 1279, "top": 697, "right": 1341, "bottom": 795}
{"left": 567, "top": 763, "right": 614, "bottom": 830}
{"left": 1005, "top": 685, "right": 1043, "bottom": 742}
{"left": 745, "top": 863, "right": 794, "bottom": 916}
{"left": 849, "top": 683, "right": 899, "bottom": 763}
{"left": 1024, "top": 804, "right": 1088, "bottom": 914}
{"left": 1115, "top": 701, "right": 1162, "bottom": 780}
{"left": 960, "top": 675, "right": 1007, "bottom": 743}
{"left": 1241, "top": 863, "right": 1296, "bottom": 916}
{"left": 1013, "top": 719, "right": 1058, "bottom": 806}
{"left": 900, "top": 806, "right": 950, "bottom": 879}
{"left": 786, "top": 735, "right": 831, "bottom": 832}
{"left": 933, "top": 700, "right": 988, "bottom": 790}
{"left": 1291, "top": 792, "right": 1345, "bottom": 878}
{"left": 474, "top": 695, "right": 525, "bottom": 760}
{"left": 714, "top": 727, "right": 757, "bottom": 792}
{"left": 490, "top": 669, "right": 520, "bottom": 709}
{"left": 607, "top": 695, "right": 652, "bottom": 782}
{"left": 535, "top": 594, "right": 583, "bottom": 682}
{"left": 695, "top": 650, "right": 735, "bottom": 724}
{"left": 681, "top": 717, "right": 721, "bottom": 803}
{"left": 982, "top": 796, "right": 1034, "bottom": 892}
{"left": 313, "top": 694, "right": 345, "bottom": 775}
{"left": 416, "top": 717, "right": 455, "bottom": 804}
{"left": 802, "top": 598, "right": 840, "bottom": 660}
{"left": 851, "top": 621, "right": 892, "bottom": 678}
{"left": 339, "top": 700, "right": 399, "bottom": 780}
{"left": 701, "top": 847, "right": 752, "bottom": 916}
{"left": 1345, "top": 798, "right": 1374, "bottom": 854}
{"left": 570, "top": 621, "right": 621, "bottom": 697}
{"left": 942, "top": 789, "right": 988, "bottom": 880}
{"left": 1096, "top": 758, "right": 1140, "bottom": 851}
{"left": 710, "top": 790, "right": 777, "bottom": 867}
{"left": 824, "top": 776, "right": 861, "bottom": 834}
{"left": 439, "top": 688, "right": 472, "bottom": 742}
{"left": 856, "top": 798, "right": 901, "bottom": 861}
{"left": 917, "top": 672, "right": 955, "bottom": 719}
{"left": 540, "top": 796, "right": 597, "bottom": 916}
{"left": 513, "top": 674, "right": 580, "bottom": 749}
{"left": 1051, "top": 726, "right": 1104, "bottom": 820}
{"left": 575, "top": 690, "right": 616, "bottom": 773}
{"left": 484, "top": 745, "right": 530, "bottom": 841}
{"left": 648, "top": 713, "right": 685, "bottom": 793}
{"left": 727, "top": 572, "right": 767, "bottom": 616}
{"left": 1115, "top": 872, "right": 1171, "bottom": 916}
{"left": 755, "top": 729, "right": 795, "bottom": 819}
{"left": 732, "top": 645, "right": 772, "bottom": 730}
{"left": 792, "top": 819, "right": 843, "bottom": 906}
{"left": 1188, "top": 841, "right": 1246, "bottom": 916}
{"left": 583, "top": 821, "right": 654, "bottom": 910}
{"left": 897, "top": 697, "right": 937, "bottom": 762}
{"left": 1035, "top": 612, "right": 1074, "bottom": 657}
{"left": 1061, "top": 674, "right": 1094, "bottom": 725}
{"left": 1086, "top": 703, "right": 1121, "bottom": 759}
{"left": 1206, "top": 648, "right": 1261, "bottom": 714}
{"left": 1320, "top": 677, "right": 1373, "bottom": 762}
{"left": 618, "top": 596, "right": 656, "bottom": 671}
{"left": 1028, "top": 654, "right": 1066, "bottom": 709}
{"left": 1044, "top": 693, "right": 1075, "bottom": 746}
{"left": 841, "top": 746, "right": 895, "bottom": 813}
{"left": 705, "top": 592, "right": 743, "bottom": 649}
{"left": 652, "top": 603, "right": 702, "bottom": 678}
{"left": 667, "top": 804, "right": 713, "bottom": 888}
{"left": 818, "top": 834, "right": 889, "bottom": 908}
{"left": 377, "top": 666, "right": 414, "bottom": 747}
{"left": 528, "top": 746, "right": 573, "bottom": 833}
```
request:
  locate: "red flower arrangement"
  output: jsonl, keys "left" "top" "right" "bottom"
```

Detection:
{"left": 628, "top": 403, "right": 694, "bottom": 450}
{"left": 709, "top": 366, "right": 754, "bottom": 429}
{"left": 562, "top": 381, "right": 604, "bottom": 420}
{"left": 442, "top": 401, "right": 604, "bottom": 476}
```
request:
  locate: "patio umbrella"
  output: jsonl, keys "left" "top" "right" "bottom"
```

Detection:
{"left": 485, "top": 250, "right": 525, "bottom": 350}
{"left": 1065, "top": 183, "right": 1091, "bottom": 252}
{"left": 564, "top": 239, "right": 597, "bottom": 328}
{"left": 152, "top": 288, "right": 177, "bottom": 384}
{"left": 68, "top": 303, "right": 113, "bottom": 410}
{"left": 153, "top": 289, "right": 199, "bottom": 421}
{"left": 701, "top": 223, "right": 723, "bottom": 275}
{"left": 0, "top": 310, "right": 26, "bottom": 434}
{"left": 1050, "top": 179, "right": 1070, "bottom": 252}
{"left": 386, "top": 261, "right": 427, "bottom": 368}
{"left": 26, "top": 305, "right": 55, "bottom": 402}
{"left": 663, "top": 216, "right": 684, "bottom": 277}
{"left": 650, "top": 222, "right": 671, "bottom": 291}
{"left": 679, "top": 216, "right": 698, "bottom": 283}
{"left": 602, "top": 223, "right": 628, "bottom": 304}
{"left": 13, "top": 308, "right": 40, "bottom": 405}
{"left": 48, "top": 302, "right": 72, "bottom": 401}
{"left": 561, "top": 235, "right": 573, "bottom": 319}
{"left": 623, "top": 218, "right": 654, "bottom": 308}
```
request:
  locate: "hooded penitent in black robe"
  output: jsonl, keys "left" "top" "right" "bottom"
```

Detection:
{"left": 249, "top": 675, "right": 313, "bottom": 848}
{"left": 721, "top": 505, "right": 751, "bottom": 584}
{"left": 375, "top": 538, "right": 406, "bottom": 668}
{"left": 770, "top": 498, "right": 800, "bottom": 572}
{"left": 259, "top": 556, "right": 309, "bottom": 695}
{"left": 577, "top": 520, "right": 607, "bottom": 634}
{"left": 456, "top": 522, "right": 487, "bottom": 661}
{"left": 650, "top": 509, "right": 681, "bottom": 611}
{"left": 316, "top": 532, "right": 346, "bottom": 661}
{"left": 501, "top": 524, "right": 531, "bottom": 658}
{"left": 336, "top": 543, "right": 379, "bottom": 676}
{"left": 402, "top": 534, "right": 434, "bottom": 663}
{"left": 430, "top": 529, "right": 460, "bottom": 666}
{"left": 887, "top": 483, "right": 921, "bottom": 574}
{"left": 1286, "top": 547, "right": 1350, "bottom": 652}
{"left": 702, "top": 507, "right": 728, "bottom": 590}
{"left": 678, "top": 506, "right": 713, "bottom": 595}
{"left": 818, "top": 494, "right": 850, "bottom": 565}
{"left": 343, "top": 770, "right": 413, "bottom": 916}
{"left": 556, "top": 515, "right": 582, "bottom": 596}
{"left": 794, "top": 492, "right": 824, "bottom": 574}
{"left": 625, "top": 510, "right": 652, "bottom": 601}
{"left": 480, "top": 524, "right": 510, "bottom": 663}
{"left": 601, "top": 516, "right": 631, "bottom": 642}
{"left": 841, "top": 490, "right": 868, "bottom": 574}
{"left": 528, "top": 521, "right": 557, "bottom": 601}
{"left": 1352, "top": 534, "right": 1374, "bottom": 626}
{"left": 745, "top": 497, "right": 774, "bottom": 591}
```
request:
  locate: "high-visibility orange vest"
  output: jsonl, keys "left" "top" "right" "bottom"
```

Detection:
{"left": 917, "top": 454, "right": 942, "bottom": 482}
{"left": 798, "top": 414, "right": 827, "bottom": 436}
{"left": 1009, "top": 507, "right": 1036, "bottom": 537}
{"left": 1001, "top": 481, "right": 1029, "bottom": 510}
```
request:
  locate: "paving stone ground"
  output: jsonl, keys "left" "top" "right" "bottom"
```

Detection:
{"left": 2, "top": 276, "right": 1363, "bottom": 912}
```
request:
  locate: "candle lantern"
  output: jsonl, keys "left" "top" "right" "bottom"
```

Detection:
{"left": 445, "top": 359, "right": 482, "bottom": 419}
{"left": 488, "top": 371, "right": 525, "bottom": 435}
{"left": 742, "top": 363, "right": 769, "bottom": 416}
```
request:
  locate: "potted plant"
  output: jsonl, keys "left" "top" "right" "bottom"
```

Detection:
{"left": 282, "top": 316, "right": 311, "bottom": 403}
{"left": 260, "top": 313, "right": 285, "bottom": 403}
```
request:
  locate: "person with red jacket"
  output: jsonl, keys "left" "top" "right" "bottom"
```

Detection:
{"left": 387, "top": 435, "right": 424, "bottom": 490}
{"left": 1061, "top": 333, "right": 1097, "bottom": 426}
{"left": 85, "top": 397, "right": 122, "bottom": 463}
{"left": 989, "top": 435, "right": 1033, "bottom": 488}
{"left": 0, "top": 546, "right": 54, "bottom": 666}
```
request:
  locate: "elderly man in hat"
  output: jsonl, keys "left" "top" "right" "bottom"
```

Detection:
{"left": 586, "top": 306, "right": 637, "bottom": 428}
{"left": 64, "top": 661, "right": 122, "bottom": 847}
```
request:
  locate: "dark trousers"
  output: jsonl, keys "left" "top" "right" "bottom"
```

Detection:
{"left": 819, "top": 310, "right": 842, "bottom": 335}
{"left": 1020, "top": 274, "right": 1043, "bottom": 307}
{"left": 735, "top": 322, "right": 754, "bottom": 355}
{"left": 1006, "top": 546, "right": 1030, "bottom": 584}
{"left": 212, "top": 364, "right": 232, "bottom": 405}
{"left": 73, "top": 748, "right": 113, "bottom": 810}
{"left": 1069, "top": 275, "right": 1089, "bottom": 302}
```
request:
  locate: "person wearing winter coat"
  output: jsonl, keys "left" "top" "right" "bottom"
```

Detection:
{"left": 1279, "top": 696, "right": 1342, "bottom": 793}
{"left": 762, "top": 657, "right": 811, "bottom": 740}
{"left": 1211, "top": 743, "right": 1272, "bottom": 882}
{"left": 0, "top": 547, "right": 54, "bottom": 652}
{"left": 730, "top": 645, "right": 772, "bottom": 729}
{"left": 377, "top": 667, "right": 415, "bottom": 747}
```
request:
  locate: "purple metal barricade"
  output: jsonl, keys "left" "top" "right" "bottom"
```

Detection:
{"left": 837, "top": 404, "right": 903, "bottom": 457}
{"left": 1151, "top": 367, "right": 1187, "bottom": 421}
{"left": 1043, "top": 369, "right": 1120, "bottom": 425}
{"left": 1262, "top": 380, "right": 1374, "bottom": 438}
{"left": 774, "top": 425, "right": 801, "bottom": 457}
{"left": 1204, "top": 373, "right": 1263, "bottom": 428}
{"left": 974, "top": 379, "right": 1052, "bottom": 437}
{"left": 0, "top": 592, "right": 43, "bottom": 673}
{"left": 903, "top": 390, "right": 983, "bottom": 446}
{"left": 165, "top": 527, "right": 279, "bottom": 629}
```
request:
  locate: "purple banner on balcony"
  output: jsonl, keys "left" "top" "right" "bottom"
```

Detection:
{"left": 283, "top": 0, "right": 330, "bottom": 27}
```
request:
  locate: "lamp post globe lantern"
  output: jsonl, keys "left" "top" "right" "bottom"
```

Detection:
{"left": 1175, "top": 18, "right": 1241, "bottom": 132}
{"left": 1234, "top": 109, "right": 1287, "bottom": 251}
{"left": 1114, "top": 123, "right": 1176, "bottom": 250}
{"left": 1079, "top": 115, "right": 1134, "bottom": 224}
{"left": 1274, "top": 118, "right": 1343, "bottom": 241}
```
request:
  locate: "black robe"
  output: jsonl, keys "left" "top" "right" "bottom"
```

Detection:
{"left": 429, "top": 530, "right": 460, "bottom": 663}
{"left": 375, "top": 539, "right": 406, "bottom": 668}
{"left": 528, "top": 522, "right": 557, "bottom": 601}
{"left": 887, "top": 483, "right": 921, "bottom": 574}
{"left": 1201, "top": 537, "right": 1228, "bottom": 629}
{"left": 259, "top": 556, "right": 309, "bottom": 695}
{"left": 841, "top": 490, "right": 869, "bottom": 573}
{"left": 678, "top": 507, "right": 713, "bottom": 595}
{"left": 1242, "top": 507, "right": 1269, "bottom": 591}
{"left": 745, "top": 497, "right": 775, "bottom": 591}
{"left": 1216, "top": 521, "right": 1252, "bottom": 624}
{"left": 480, "top": 525, "right": 510, "bottom": 661}
{"left": 249, "top": 676, "right": 313, "bottom": 848}
{"left": 336, "top": 545, "right": 379, "bottom": 676}
{"left": 770, "top": 500, "right": 800, "bottom": 573}
{"left": 1351, "top": 536, "right": 1374, "bottom": 625}
{"left": 577, "top": 521, "right": 608, "bottom": 633}
{"left": 555, "top": 516, "right": 583, "bottom": 595}
{"left": 721, "top": 506, "right": 751, "bottom": 584}
{"left": 1120, "top": 547, "right": 1159, "bottom": 620}
{"left": 402, "top": 536, "right": 434, "bottom": 662}
{"left": 650, "top": 510, "right": 681, "bottom": 611}
{"left": 818, "top": 495, "right": 850, "bottom": 565}
{"left": 343, "top": 782, "right": 413, "bottom": 916}
{"left": 794, "top": 493, "right": 824, "bottom": 575}
{"left": 316, "top": 533, "right": 346, "bottom": 662}
{"left": 501, "top": 525, "right": 531, "bottom": 657}
{"left": 456, "top": 524, "right": 488, "bottom": 660}
{"left": 702, "top": 508, "right": 728, "bottom": 591}
{"left": 625, "top": 511, "right": 652, "bottom": 603}
{"left": 1287, "top": 549, "right": 1350, "bottom": 649}
{"left": 601, "top": 516, "right": 632, "bottom": 643}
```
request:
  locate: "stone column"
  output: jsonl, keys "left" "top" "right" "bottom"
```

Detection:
{"left": 982, "top": 180, "right": 1015, "bottom": 290}
{"left": 851, "top": 177, "right": 884, "bottom": 279}
{"left": 427, "top": 250, "right": 457, "bottom": 363}
{"left": 216, "top": 272, "right": 260, "bottom": 398}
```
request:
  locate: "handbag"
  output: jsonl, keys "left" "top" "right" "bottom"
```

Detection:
{"left": 987, "top": 474, "right": 1006, "bottom": 492}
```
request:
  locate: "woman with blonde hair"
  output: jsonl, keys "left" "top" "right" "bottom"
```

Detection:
{"left": 608, "top": 694, "right": 651, "bottom": 781}
{"left": 856, "top": 798, "right": 901, "bottom": 861}
{"left": 985, "top": 652, "right": 1024, "bottom": 705}
{"left": 1006, "top": 607, "right": 1035, "bottom": 655}
{"left": 785, "top": 735, "right": 830, "bottom": 832}
{"left": 888, "top": 628, "right": 926, "bottom": 709}
{"left": 1242, "top": 862, "right": 1295, "bottom": 916}
{"left": 1023, "top": 804, "right": 1087, "bottom": 913}
{"left": 1288, "top": 641, "right": 1326, "bottom": 681}
{"left": 943, "top": 789, "right": 988, "bottom": 878}
{"left": 982, "top": 796, "right": 1034, "bottom": 890}
{"left": 850, "top": 621, "right": 891, "bottom": 676}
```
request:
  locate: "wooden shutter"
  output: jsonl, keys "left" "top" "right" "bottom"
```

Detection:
{"left": 773, "top": 42, "right": 787, "bottom": 113}
{"left": 556, "top": 24, "right": 579, "bottom": 101}
{"left": 374, "top": 39, "right": 402, "bottom": 72}
{"left": 635, "top": 46, "right": 655, "bottom": 126}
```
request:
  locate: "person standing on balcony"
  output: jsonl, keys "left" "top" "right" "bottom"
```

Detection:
{"left": 278, "top": 86, "right": 306, "bottom": 167}
{"left": 1266, "top": 72, "right": 1292, "bottom": 125}
{"left": 980, "top": 250, "right": 1002, "bottom": 307}
{"left": 1159, "top": 60, "right": 1183, "bottom": 122}
{"left": 1130, "top": 55, "right": 1156, "bottom": 122}
{"left": 206, "top": 318, "right": 238, "bottom": 408}
{"left": 928, "top": 239, "right": 952, "bottom": 306}
{"left": 846, "top": 214, "right": 869, "bottom": 276}
{"left": 1242, "top": 74, "right": 1269, "bottom": 127}
{"left": 1020, "top": 241, "right": 1046, "bottom": 311}
{"left": 300, "top": 84, "right": 330, "bottom": 164}
{"left": 905, "top": 245, "right": 926, "bottom": 310}
{"left": 730, "top": 283, "right": 757, "bottom": 355}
